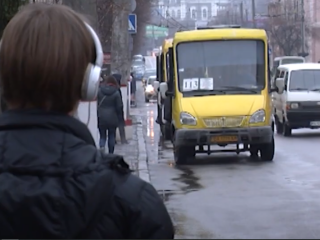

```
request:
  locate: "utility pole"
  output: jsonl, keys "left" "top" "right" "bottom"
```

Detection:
{"left": 251, "top": 0, "right": 256, "bottom": 28}
{"left": 245, "top": 8, "right": 249, "bottom": 25}
{"left": 301, "top": 0, "right": 306, "bottom": 56}
{"left": 240, "top": 2, "right": 244, "bottom": 26}
{"left": 152, "top": 25, "right": 155, "bottom": 49}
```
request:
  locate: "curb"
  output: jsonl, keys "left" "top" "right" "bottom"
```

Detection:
{"left": 136, "top": 118, "right": 151, "bottom": 183}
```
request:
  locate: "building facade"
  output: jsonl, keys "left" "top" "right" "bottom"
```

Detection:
{"left": 268, "top": 0, "right": 320, "bottom": 62}
{"left": 306, "top": 0, "right": 320, "bottom": 62}
{"left": 158, "top": 0, "right": 225, "bottom": 30}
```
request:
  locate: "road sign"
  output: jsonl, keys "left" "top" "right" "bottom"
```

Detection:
{"left": 128, "top": 14, "right": 137, "bottom": 34}
{"left": 145, "top": 25, "right": 168, "bottom": 38}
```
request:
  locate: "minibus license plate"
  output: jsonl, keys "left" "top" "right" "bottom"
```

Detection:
{"left": 310, "top": 121, "right": 320, "bottom": 127}
{"left": 211, "top": 136, "right": 238, "bottom": 143}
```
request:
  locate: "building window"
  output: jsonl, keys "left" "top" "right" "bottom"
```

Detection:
{"left": 191, "top": 8, "right": 196, "bottom": 19}
{"left": 166, "top": 9, "right": 170, "bottom": 18}
{"left": 177, "top": 9, "right": 181, "bottom": 19}
{"left": 202, "top": 8, "right": 207, "bottom": 19}
{"left": 171, "top": 9, "right": 175, "bottom": 17}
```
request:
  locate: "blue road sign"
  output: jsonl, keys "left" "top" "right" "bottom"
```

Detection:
{"left": 128, "top": 14, "right": 137, "bottom": 34}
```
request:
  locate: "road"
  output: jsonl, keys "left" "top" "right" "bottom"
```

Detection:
{"left": 144, "top": 56, "right": 156, "bottom": 69}
{"left": 134, "top": 82, "right": 320, "bottom": 239}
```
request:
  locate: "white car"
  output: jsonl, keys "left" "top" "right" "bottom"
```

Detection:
{"left": 144, "top": 76, "right": 157, "bottom": 102}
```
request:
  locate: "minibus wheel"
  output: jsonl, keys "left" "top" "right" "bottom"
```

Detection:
{"left": 260, "top": 136, "right": 275, "bottom": 161}
{"left": 174, "top": 145, "right": 195, "bottom": 165}
{"left": 173, "top": 133, "right": 195, "bottom": 165}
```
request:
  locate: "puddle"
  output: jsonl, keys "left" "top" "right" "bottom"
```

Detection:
{"left": 158, "top": 189, "right": 181, "bottom": 202}
{"left": 172, "top": 166, "right": 203, "bottom": 192}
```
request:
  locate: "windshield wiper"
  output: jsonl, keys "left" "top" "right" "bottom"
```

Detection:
{"left": 184, "top": 89, "right": 226, "bottom": 96}
{"left": 310, "top": 88, "right": 320, "bottom": 91}
{"left": 221, "top": 86, "right": 258, "bottom": 93}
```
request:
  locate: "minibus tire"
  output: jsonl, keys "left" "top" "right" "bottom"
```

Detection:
{"left": 174, "top": 145, "right": 195, "bottom": 165}
{"left": 260, "top": 137, "right": 275, "bottom": 161}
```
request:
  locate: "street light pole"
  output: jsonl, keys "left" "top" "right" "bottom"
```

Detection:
{"left": 301, "top": 0, "right": 306, "bottom": 56}
{"left": 240, "top": 2, "right": 244, "bottom": 26}
{"left": 252, "top": 0, "right": 256, "bottom": 28}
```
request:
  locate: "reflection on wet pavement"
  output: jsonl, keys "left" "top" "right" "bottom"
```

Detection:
{"left": 172, "top": 167, "right": 203, "bottom": 192}
{"left": 145, "top": 109, "right": 158, "bottom": 164}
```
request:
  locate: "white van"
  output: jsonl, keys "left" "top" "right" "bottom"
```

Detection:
{"left": 273, "top": 63, "right": 320, "bottom": 136}
{"left": 271, "top": 56, "right": 305, "bottom": 79}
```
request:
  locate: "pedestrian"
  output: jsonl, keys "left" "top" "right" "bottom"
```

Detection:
{"left": 0, "top": 3, "right": 174, "bottom": 239}
{"left": 112, "top": 73, "right": 128, "bottom": 144}
{"left": 130, "top": 71, "right": 137, "bottom": 106}
{"left": 97, "top": 75, "right": 122, "bottom": 153}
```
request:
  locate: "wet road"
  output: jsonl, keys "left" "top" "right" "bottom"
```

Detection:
{"left": 144, "top": 56, "right": 156, "bottom": 69}
{"left": 135, "top": 82, "right": 320, "bottom": 239}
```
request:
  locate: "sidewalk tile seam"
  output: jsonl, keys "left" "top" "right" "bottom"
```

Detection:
{"left": 134, "top": 115, "right": 151, "bottom": 183}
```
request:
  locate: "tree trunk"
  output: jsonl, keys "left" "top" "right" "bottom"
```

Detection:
{"left": 132, "top": 0, "right": 153, "bottom": 56}
{"left": 62, "top": 0, "right": 98, "bottom": 30}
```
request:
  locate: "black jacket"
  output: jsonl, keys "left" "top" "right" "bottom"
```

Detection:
{"left": 97, "top": 85, "right": 123, "bottom": 128}
{"left": 0, "top": 109, "right": 174, "bottom": 239}
{"left": 111, "top": 74, "right": 125, "bottom": 124}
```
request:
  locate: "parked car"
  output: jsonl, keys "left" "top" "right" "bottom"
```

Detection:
{"left": 144, "top": 75, "right": 157, "bottom": 102}
{"left": 133, "top": 54, "right": 145, "bottom": 62}
{"left": 142, "top": 68, "right": 156, "bottom": 87}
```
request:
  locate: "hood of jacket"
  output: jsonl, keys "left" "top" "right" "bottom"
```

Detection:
{"left": 112, "top": 74, "right": 122, "bottom": 85}
{"left": 100, "top": 85, "right": 119, "bottom": 96}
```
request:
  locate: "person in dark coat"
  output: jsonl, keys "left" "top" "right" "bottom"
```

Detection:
{"left": 130, "top": 71, "right": 137, "bottom": 106}
{"left": 112, "top": 73, "right": 128, "bottom": 144}
{"left": 0, "top": 3, "right": 174, "bottom": 239}
{"left": 97, "top": 75, "right": 122, "bottom": 153}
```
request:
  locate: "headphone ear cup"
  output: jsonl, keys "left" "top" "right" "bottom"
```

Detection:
{"left": 81, "top": 63, "right": 101, "bottom": 101}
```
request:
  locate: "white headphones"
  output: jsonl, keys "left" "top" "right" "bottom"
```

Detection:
{"left": 82, "top": 23, "right": 103, "bottom": 101}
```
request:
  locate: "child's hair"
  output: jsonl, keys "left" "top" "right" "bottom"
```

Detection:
{"left": 0, "top": 3, "right": 96, "bottom": 113}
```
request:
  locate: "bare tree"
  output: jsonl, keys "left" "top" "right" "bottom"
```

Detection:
{"left": 266, "top": 0, "right": 309, "bottom": 56}
{"left": 62, "top": 0, "right": 98, "bottom": 29}
{"left": 209, "top": 8, "right": 241, "bottom": 26}
{"left": 96, "top": 0, "right": 113, "bottom": 53}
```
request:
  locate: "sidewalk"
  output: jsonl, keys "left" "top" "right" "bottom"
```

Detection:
{"left": 114, "top": 127, "right": 138, "bottom": 175}
{"left": 77, "top": 101, "right": 148, "bottom": 180}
